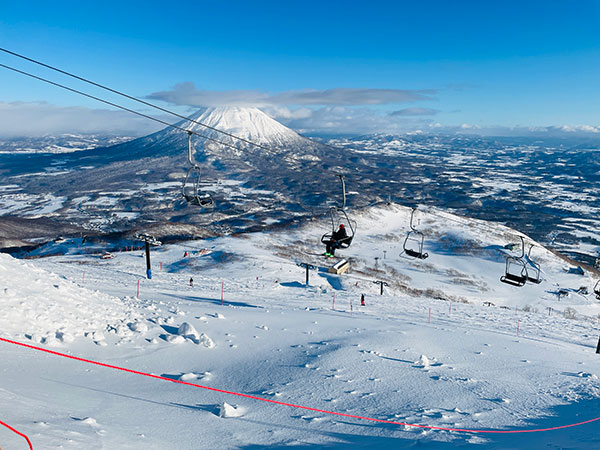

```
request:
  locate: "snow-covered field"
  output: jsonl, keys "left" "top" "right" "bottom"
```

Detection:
{"left": 1, "top": 204, "right": 599, "bottom": 449}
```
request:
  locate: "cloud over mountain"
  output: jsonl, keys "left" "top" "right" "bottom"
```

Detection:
{"left": 0, "top": 101, "right": 164, "bottom": 137}
{"left": 147, "top": 82, "right": 436, "bottom": 107}
{"left": 389, "top": 107, "right": 440, "bottom": 116}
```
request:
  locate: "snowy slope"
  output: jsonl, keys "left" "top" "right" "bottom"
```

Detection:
{"left": 0, "top": 254, "right": 143, "bottom": 346}
{"left": 1, "top": 204, "right": 599, "bottom": 449}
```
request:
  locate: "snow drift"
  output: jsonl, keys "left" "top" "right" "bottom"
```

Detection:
{"left": 0, "top": 253, "right": 143, "bottom": 345}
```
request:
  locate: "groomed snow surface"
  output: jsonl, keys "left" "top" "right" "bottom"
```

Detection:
{"left": 1, "top": 204, "right": 599, "bottom": 449}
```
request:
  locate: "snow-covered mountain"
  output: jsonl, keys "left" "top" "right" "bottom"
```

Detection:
{"left": 182, "top": 106, "right": 315, "bottom": 149}
{"left": 119, "top": 106, "right": 323, "bottom": 159}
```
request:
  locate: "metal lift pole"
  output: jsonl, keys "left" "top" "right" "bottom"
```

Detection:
{"left": 145, "top": 240, "right": 151, "bottom": 279}
{"left": 297, "top": 262, "right": 316, "bottom": 285}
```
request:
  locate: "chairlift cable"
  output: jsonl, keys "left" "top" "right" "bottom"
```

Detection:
{"left": 0, "top": 47, "right": 269, "bottom": 151}
{"left": 0, "top": 62, "right": 242, "bottom": 152}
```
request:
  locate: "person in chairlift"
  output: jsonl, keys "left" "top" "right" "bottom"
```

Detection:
{"left": 324, "top": 224, "right": 348, "bottom": 257}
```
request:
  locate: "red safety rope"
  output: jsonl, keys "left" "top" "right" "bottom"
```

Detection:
{"left": 0, "top": 419, "right": 33, "bottom": 450}
{"left": 1, "top": 337, "right": 599, "bottom": 434}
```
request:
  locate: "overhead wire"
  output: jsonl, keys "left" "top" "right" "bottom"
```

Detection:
{"left": 421, "top": 205, "right": 531, "bottom": 242}
{"left": 0, "top": 49, "right": 342, "bottom": 217}
{"left": 0, "top": 62, "right": 248, "bottom": 152}
{"left": 0, "top": 48, "right": 356, "bottom": 218}
{"left": 0, "top": 47, "right": 270, "bottom": 151}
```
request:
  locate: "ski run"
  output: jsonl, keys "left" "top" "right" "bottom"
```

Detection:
{"left": 1, "top": 204, "right": 599, "bottom": 449}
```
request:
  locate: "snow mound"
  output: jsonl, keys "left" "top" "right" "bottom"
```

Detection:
{"left": 178, "top": 371, "right": 212, "bottom": 382}
{"left": 219, "top": 402, "right": 245, "bottom": 418}
{"left": 196, "top": 334, "right": 215, "bottom": 348}
{"left": 81, "top": 417, "right": 98, "bottom": 426}
{"left": 208, "top": 312, "right": 225, "bottom": 319}
{"left": 177, "top": 322, "right": 199, "bottom": 337}
{"left": 128, "top": 321, "right": 149, "bottom": 333}
{"left": 177, "top": 322, "right": 215, "bottom": 347}
{"left": 166, "top": 335, "right": 186, "bottom": 344}
{"left": 415, "top": 355, "right": 431, "bottom": 369}
{"left": 0, "top": 253, "right": 142, "bottom": 345}
{"left": 179, "top": 372, "right": 199, "bottom": 381}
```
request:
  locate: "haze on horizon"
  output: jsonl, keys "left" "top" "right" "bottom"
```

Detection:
{"left": 0, "top": 0, "right": 599, "bottom": 138}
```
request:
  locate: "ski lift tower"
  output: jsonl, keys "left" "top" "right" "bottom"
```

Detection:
{"left": 137, "top": 233, "right": 162, "bottom": 279}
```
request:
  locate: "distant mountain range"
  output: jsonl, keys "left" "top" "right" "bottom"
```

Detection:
{"left": 0, "top": 106, "right": 598, "bottom": 265}
{"left": 0, "top": 107, "right": 346, "bottom": 247}
{"left": 0, "top": 134, "right": 134, "bottom": 154}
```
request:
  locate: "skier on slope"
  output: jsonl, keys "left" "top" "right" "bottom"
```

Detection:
{"left": 324, "top": 224, "right": 348, "bottom": 257}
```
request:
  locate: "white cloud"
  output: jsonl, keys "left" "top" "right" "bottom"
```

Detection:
{"left": 433, "top": 123, "right": 600, "bottom": 137}
{"left": 555, "top": 124, "right": 599, "bottom": 133}
{"left": 147, "top": 82, "right": 435, "bottom": 107}
{"left": 260, "top": 105, "right": 313, "bottom": 120}
{"left": 389, "top": 107, "right": 440, "bottom": 116}
{"left": 0, "top": 101, "right": 165, "bottom": 137}
{"left": 264, "top": 106, "right": 436, "bottom": 135}
{"left": 1, "top": 100, "right": 598, "bottom": 140}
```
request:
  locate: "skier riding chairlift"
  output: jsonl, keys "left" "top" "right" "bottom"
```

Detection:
{"left": 324, "top": 223, "right": 349, "bottom": 257}
{"left": 320, "top": 174, "right": 356, "bottom": 256}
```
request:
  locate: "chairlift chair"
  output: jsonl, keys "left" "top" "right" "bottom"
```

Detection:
{"left": 321, "top": 206, "right": 356, "bottom": 249}
{"left": 500, "top": 236, "right": 528, "bottom": 287}
{"left": 181, "top": 131, "right": 215, "bottom": 208}
{"left": 500, "top": 257, "right": 529, "bottom": 287}
{"left": 182, "top": 167, "right": 215, "bottom": 207}
{"left": 320, "top": 174, "right": 356, "bottom": 250}
{"left": 524, "top": 244, "right": 542, "bottom": 284}
{"left": 403, "top": 208, "right": 428, "bottom": 259}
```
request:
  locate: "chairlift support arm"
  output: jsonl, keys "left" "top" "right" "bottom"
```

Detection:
{"left": 187, "top": 131, "right": 199, "bottom": 168}
{"left": 409, "top": 208, "right": 417, "bottom": 231}
{"left": 336, "top": 174, "right": 347, "bottom": 210}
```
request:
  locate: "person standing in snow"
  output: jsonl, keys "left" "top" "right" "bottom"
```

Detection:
{"left": 361, "top": 293, "right": 365, "bottom": 306}
{"left": 189, "top": 277, "right": 193, "bottom": 287}
{"left": 324, "top": 224, "right": 348, "bottom": 257}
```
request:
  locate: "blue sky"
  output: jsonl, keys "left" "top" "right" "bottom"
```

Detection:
{"left": 1, "top": 0, "right": 599, "bottom": 136}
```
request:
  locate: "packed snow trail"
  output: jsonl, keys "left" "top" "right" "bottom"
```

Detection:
{"left": 2, "top": 337, "right": 599, "bottom": 436}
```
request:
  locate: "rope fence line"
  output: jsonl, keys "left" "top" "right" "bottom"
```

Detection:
{"left": 1, "top": 337, "right": 599, "bottom": 436}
